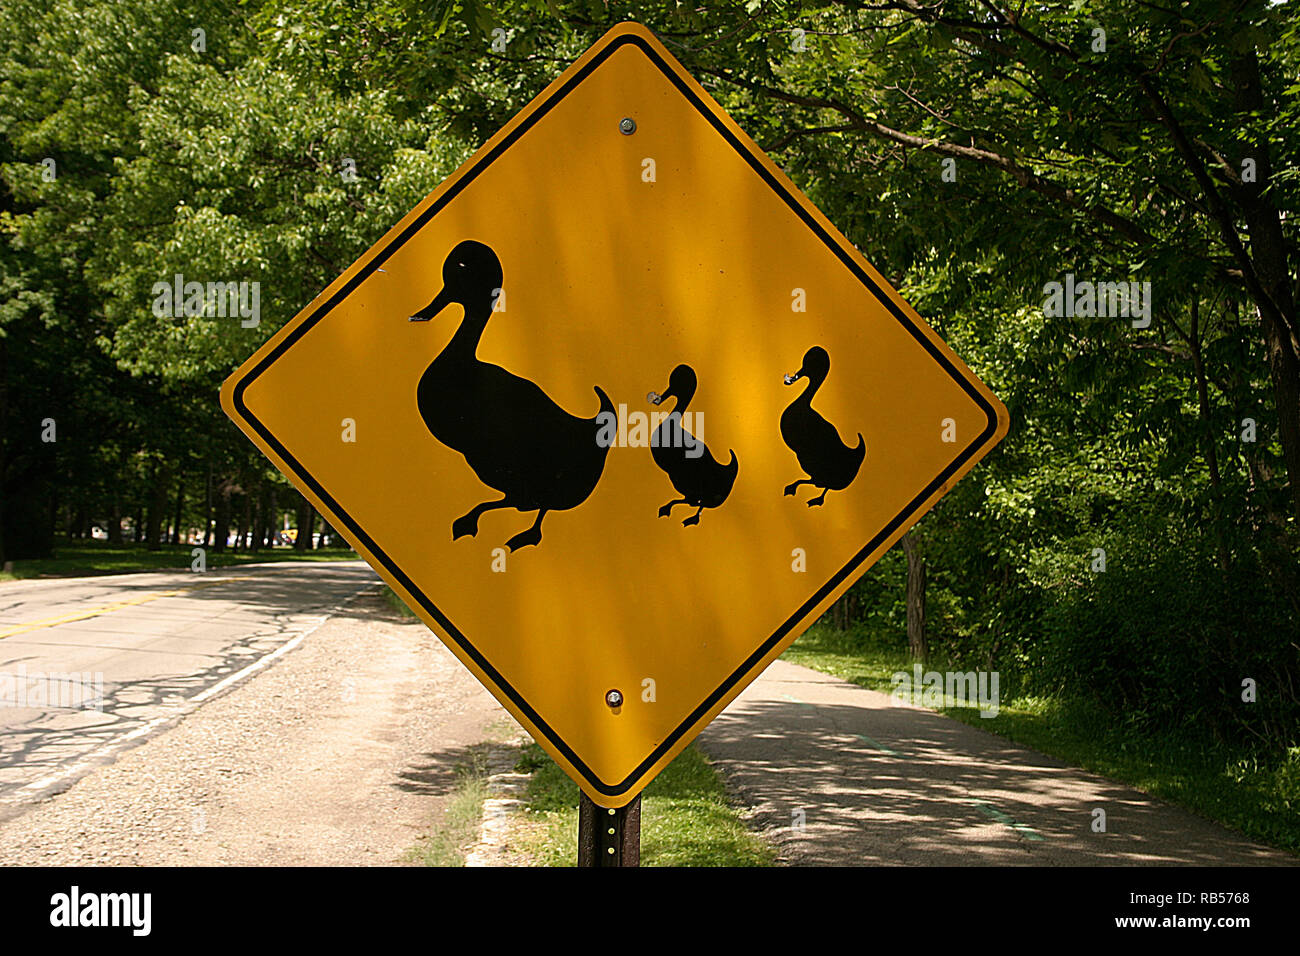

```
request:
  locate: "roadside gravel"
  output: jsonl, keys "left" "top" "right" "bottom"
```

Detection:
{"left": 0, "top": 591, "right": 513, "bottom": 865}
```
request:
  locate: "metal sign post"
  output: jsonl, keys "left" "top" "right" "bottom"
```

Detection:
{"left": 578, "top": 793, "right": 641, "bottom": 867}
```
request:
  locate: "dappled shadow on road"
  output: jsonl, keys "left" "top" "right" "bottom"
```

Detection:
{"left": 0, "top": 564, "right": 394, "bottom": 803}
{"left": 177, "top": 562, "right": 383, "bottom": 621}
{"left": 2, "top": 562, "right": 387, "bottom": 632}
{"left": 0, "top": 610, "right": 318, "bottom": 798}
{"left": 393, "top": 742, "right": 496, "bottom": 798}
{"left": 699, "top": 680, "right": 1293, "bottom": 867}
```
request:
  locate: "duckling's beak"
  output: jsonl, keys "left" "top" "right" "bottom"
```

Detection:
{"left": 783, "top": 368, "right": 805, "bottom": 385}
{"left": 409, "top": 285, "right": 453, "bottom": 322}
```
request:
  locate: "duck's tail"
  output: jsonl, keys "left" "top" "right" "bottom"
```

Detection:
{"left": 593, "top": 385, "right": 616, "bottom": 420}
{"left": 721, "top": 450, "right": 740, "bottom": 497}
{"left": 853, "top": 433, "right": 867, "bottom": 464}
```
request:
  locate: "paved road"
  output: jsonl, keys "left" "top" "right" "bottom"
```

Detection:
{"left": 0, "top": 562, "right": 378, "bottom": 813}
{"left": 4, "top": 565, "right": 1290, "bottom": 866}
{"left": 700, "top": 659, "right": 1296, "bottom": 866}
{"left": 0, "top": 582, "right": 512, "bottom": 866}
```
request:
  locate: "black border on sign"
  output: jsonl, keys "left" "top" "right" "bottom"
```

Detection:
{"left": 231, "top": 33, "right": 1000, "bottom": 797}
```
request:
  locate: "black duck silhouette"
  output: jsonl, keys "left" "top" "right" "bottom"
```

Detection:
{"left": 409, "top": 239, "right": 615, "bottom": 550}
{"left": 781, "top": 346, "right": 865, "bottom": 507}
{"left": 648, "top": 365, "right": 738, "bottom": 526}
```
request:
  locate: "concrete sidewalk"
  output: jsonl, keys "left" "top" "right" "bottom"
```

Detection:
{"left": 698, "top": 659, "right": 1295, "bottom": 866}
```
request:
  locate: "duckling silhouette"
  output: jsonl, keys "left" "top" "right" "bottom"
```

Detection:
{"left": 409, "top": 239, "right": 615, "bottom": 551}
{"left": 648, "top": 365, "right": 738, "bottom": 526}
{"left": 781, "top": 346, "right": 865, "bottom": 507}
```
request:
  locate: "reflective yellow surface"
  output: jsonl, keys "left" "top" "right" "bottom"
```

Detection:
{"left": 221, "top": 23, "right": 1009, "bottom": 806}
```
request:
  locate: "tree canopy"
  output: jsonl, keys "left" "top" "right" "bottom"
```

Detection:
{"left": 2, "top": 0, "right": 1296, "bottom": 756}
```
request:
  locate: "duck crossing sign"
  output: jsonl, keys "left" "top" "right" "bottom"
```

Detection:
{"left": 221, "top": 22, "right": 1009, "bottom": 807}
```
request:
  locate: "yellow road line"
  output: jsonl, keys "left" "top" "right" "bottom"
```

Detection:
{"left": 0, "top": 576, "right": 251, "bottom": 640}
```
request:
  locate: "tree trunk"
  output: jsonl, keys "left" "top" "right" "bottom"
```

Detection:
{"left": 203, "top": 463, "right": 214, "bottom": 547}
{"left": 172, "top": 477, "right": 185, "bottom": 544}
{"left": 829, "top": 588, "right": 858, "bottom": 629}
{"left": 264, "top": 489, "right": 277, "bottom": 548}
{"left": 236, "top": 488, "right": 250, "bottom": 552}
{"left": 47, "top": 490, "right": 57, "bottom": 553}
{"left": 1187, "top": 299, "right": 1223, "bottom": 492}
{"left": 248, "top": 484, "right": 262, "bottom": 553}
{"left": 317, "top": 515, "right": 337, "bottom": 549}
{"left": 1185, "top": 298, "right": 1231, "bottom": 571}
{"left": 1230, "top": 48, "right": 1300, "bottom": 523}
{"left": 145, "top": 466, "right": 167, "bottom": 551}
{"left": 108, "top": 501, "right": 124, "bottom": 545}
{"left": 294, "top": 497, "right": 314, "bottom": 552}
{"left": 901, "top": 530, "right": 927, "bottom": 661}
{"left": 212, "top": 482, "right": 231, "bottom": 554}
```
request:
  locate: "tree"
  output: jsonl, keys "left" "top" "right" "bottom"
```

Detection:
{"left": 900, "top": 530, "right": 927, "bottom": 661}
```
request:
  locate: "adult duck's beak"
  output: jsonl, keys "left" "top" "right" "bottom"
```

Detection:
{"left": 648, "top": 385, "right": 671, "bottom": 406}
{"left": 409, "top": 285, "right": 454, "bottom": 322}
{"left": 783, "top": 368, "right": 804, "bottom": 385}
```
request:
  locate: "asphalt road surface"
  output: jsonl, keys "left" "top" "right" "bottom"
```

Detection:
{"left": 0, "top": 563, "right": 1290, "bottom": 865}
{"left": 699, "top": 660, "right": 1295, "bottom": 865}
{"left": 0, "top": 562, "right": 379, "bottom": 809}
{"left": 0, "top": 561, "right": 511, "bottom": 864}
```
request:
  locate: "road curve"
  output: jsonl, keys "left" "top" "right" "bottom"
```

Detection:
{"left": 0, "top": 561, "right": 378, "bottom": 812}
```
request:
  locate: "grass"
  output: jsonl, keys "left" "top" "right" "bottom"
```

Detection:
{"left": 406, "top": 744, "right": 494, "bottom": 867}
{"left": 780, "top": 622, "right": 914, "bottom": 697}
{"left": 0, "top": 541, "right": 358, "bottom": 582}
{"left": 508, "top": 743, "right": 774, "bottom": 867}
{"left": 782, "top": 622, "right": 1300, "bottom": 854}
{"left": 381, "top": 585, "right": 419, "bottom": 619}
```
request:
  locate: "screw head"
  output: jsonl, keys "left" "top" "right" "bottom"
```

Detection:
{"left": 619, "top": 117, "right": 636, "bottom": 135}
{"left": 605, "top": 688, "right": 624, "bottom": 708}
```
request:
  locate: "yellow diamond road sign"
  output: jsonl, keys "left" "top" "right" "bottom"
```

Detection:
{"left": 221, "top": 22, "right": 1009, "bottom": 806}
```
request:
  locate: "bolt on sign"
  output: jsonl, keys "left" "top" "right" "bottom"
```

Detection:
{"left": 221, "top": 22, "right": 1009, "bottom": 807}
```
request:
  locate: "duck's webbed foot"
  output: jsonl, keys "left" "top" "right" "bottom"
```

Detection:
{"left": 682, "top": 507, "right": 703, "bottom": 527}
{"left": 451, "top": 513, "right": 481, "bottom": 539}
{"left": 784, "top": 479, "right": 812, "bottom": 497}
{"left": 505, "top": 510, "right": 547, "bottom": 552}
{"left": 452, "top": 496, "right": 511, "bottom": 540}
{"left": 807, "top": 489, "right": 828, "bottom": 507}
{"left": 658, "top": 498, "right": 688, "bottom": 518}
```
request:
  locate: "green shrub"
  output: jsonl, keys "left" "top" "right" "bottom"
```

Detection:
{"left": 1040, "top": 518, "right": 1299, "bottom": 752}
